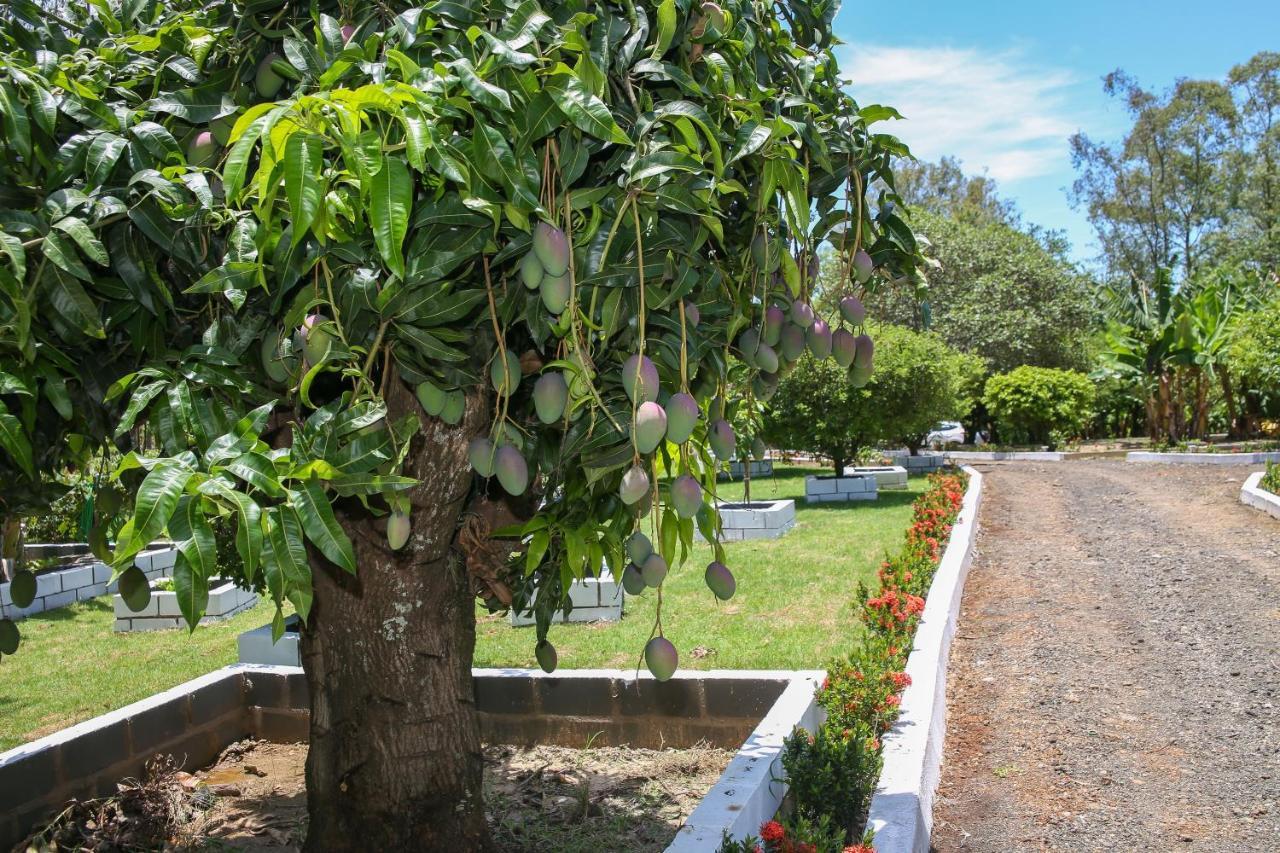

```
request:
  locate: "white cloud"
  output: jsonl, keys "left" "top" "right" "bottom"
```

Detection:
{"left": 840, "top": 44, "right": 1084, "bottom": 183}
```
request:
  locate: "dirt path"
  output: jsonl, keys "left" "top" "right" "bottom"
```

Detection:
{"left": 931, "top": 461, "right": 1280, "bottom": 852}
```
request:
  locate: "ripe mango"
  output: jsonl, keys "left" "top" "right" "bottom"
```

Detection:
{"left": 644, "top": 636, "right": 678, "bottom": 681}
{"left": 533, "top": 222, "right": 570, "bottom": 276}
{"left": 533, "top": 372, "right": 569, "bottom": 423}
{"left": 633, "top": 401, "right": 667, "bottom": 454}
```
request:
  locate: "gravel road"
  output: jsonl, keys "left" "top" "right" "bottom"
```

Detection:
{"left": 931, "top": 461, "right": 1280, "bottom": 851}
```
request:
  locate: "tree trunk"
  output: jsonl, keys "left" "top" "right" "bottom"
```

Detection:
{"left": 1, "top": 515, "right": 20, "bottom": 582}
{"left": 300, "top": 378, "right": 495, "bottom": 852}
{"left": 1219, "top": 369, "right": 1241, "bottom": 439}
{"left": 832, "top": 455, "right": 845, "bottom": 478}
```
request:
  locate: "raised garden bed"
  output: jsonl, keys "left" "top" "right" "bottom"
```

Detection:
{"left": 0, "top": 546, "right": 177, "bottom": 620}
{"left": 1240, "top": 471, "right": 1280, "bottom": 521}
{"left": 0, "top": 665, "right": 822, "bottom": 851}
{"left": 844, "top": 465, "right": 908, "bottom": 490}
{"left": 509, "top": 568, "right": 622, "bottom": 627}
{"left": 805, "top": 473, "right": 878, "bottom": 504}
{"left": 885, "top": 451, "right": 946, "bottom": 474}
{"left": 1128, "top": 450, "right": 1280, "bottom": 465}
{"left": 700, "top": 499, "right": 796, "bottom": 541}
{"left": 113, "top": 577, "right": 258, "bottom": 632}
{"left": 718, "top": 459, "right": 774, "bottom": 481}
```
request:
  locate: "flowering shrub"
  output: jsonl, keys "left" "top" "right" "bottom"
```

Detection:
{"left": 718, "top": 815, "right": 852, "bottom": 853}
{"left": 753, "top": 471, "right": 966, "bottom": 850}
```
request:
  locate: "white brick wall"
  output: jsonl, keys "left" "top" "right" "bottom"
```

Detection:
{"left": 113, "top": 578, "right": 258, "bottom": 632}
{"left": 806, "top": 475, "right": 878, "bottom": 503}
{"left": 1, "top": 546, "right": 177, "bottom": 621}
{"left": 509, "top": 570, "right": 623, "bottom": 627}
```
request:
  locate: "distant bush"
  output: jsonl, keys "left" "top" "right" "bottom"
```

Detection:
{"left": 983, "top": 366, "right": 1094, "bottom": 447}
{"left": 1263, "top": 462, "right": 1280, "bottom": 495}
{"left": 764, "top": 324, "right": 973, "bottom": 472}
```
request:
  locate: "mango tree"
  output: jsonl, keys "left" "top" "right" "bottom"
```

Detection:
{"left": 0, "top": 0, "right": 919, "bottom": 848}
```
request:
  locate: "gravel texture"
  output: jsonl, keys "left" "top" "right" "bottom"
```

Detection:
{"left": 932, "top": 461, "right": 1280, "bottom": 851}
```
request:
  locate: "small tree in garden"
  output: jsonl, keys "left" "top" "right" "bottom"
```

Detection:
{"left": 983, "top": 366, "right": 1095, "bottom": 447}
{"left": 0, "top": 0, "right": 920, "bottom": 848}
{"left": 764, "top": 325, "right": 970, "bottom": 473}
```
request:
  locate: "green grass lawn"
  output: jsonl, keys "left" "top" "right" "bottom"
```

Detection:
{"left": 0, "top": 465, "right": 922, "bottom": 750}
{"left": 475, "top": 465, "right": 923, "bottom": 673}
{"left": 0, "top": 597, "right": 278, "bottom": 751}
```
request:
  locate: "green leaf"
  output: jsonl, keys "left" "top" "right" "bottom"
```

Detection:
{"left": 472, "top": 124, "right": 540, "bottom": 210}
{"left": 173, "top": 503, "right": 216, "bottom": 631}
{"left": 0, "top": 403, "right": 34, "bottom": 479}
{"left": 114, "top": 464, "right": 193, "bottom": 569}
{"left": 227, "top": 451, "right": 285, "bottom": 497}
{"left": 52, "top": 217, "right": 108, "bottom": 266}
{"left": 42, "top": 231, "right": 94, "bottom": 282}
{"left": 285, "top": 132, "right": 324, "bottom": 240}
{"left": 371, "top": 154, "right": 413, "bottom": 278}
{"left": 652, "top": 0, "right": 676, "bottom": 58}
{"left": 44, "top": 267, "right": 105, "bottom": 338}
{"left": 265, "top": 507, "right": 313, "bottom": 620}
{"left": 86, "top": 133, "right": 127, "bottom": 186}
{"left": 290, "top": 480, "right": 356, "bottom": 574}
{"left": 545, "top": 75, "right": 631, "bottom": 145}
{"left": 453, "top": 58, "right": 512, "bottom": 111}
{"left": 222, "top": 115, "right": 269, "bottom": 200}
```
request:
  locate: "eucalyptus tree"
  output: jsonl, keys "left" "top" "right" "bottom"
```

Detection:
{"left": 0, "top": 0, "right": 919, "bottom": 848}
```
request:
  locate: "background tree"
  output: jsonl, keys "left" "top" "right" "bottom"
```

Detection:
{"left": 1227, "top": 287, "right": 1280, "bottom": 431}
{"left": 860, "top": 208, "right": 1094, "bottom": 375}
{"left": 1071, "top": 71, "right": 1238, "bottom": 283}
{"left": 0, "top": 0, "right": 919, "bottom": 849}
{"left": 982, "top": 366, "right": 1095, "bottom": 447}
{"left": 763, "top": 324, "right": 970, "bottom": 471}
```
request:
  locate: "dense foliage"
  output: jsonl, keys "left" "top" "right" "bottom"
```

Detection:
{"left": 763, "top": 324, "right": 974, "bottom": 470}
{"left": 1071, "top": 53, "right": 1280, "bottom": 282}
{"left": 0, "top": 0, "right": 921, "bottom": 664}
{"left": 866, "top": 160, "right": 1094, "bottom": 377}
{"left": 983, "top": 366, "right": 1094, "bottom": 447}
{"left": 1228, "top": 293, "right": 1280, "bottom": 427}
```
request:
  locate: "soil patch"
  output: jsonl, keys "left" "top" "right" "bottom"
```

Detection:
{"left": 23, "top": 738, "right": 732, "bottom": 852}
{"left": 931, "top": 461, "right": 1280, "bottom": 851}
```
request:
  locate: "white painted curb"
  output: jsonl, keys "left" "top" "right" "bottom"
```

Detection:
{"left": 946, "top": 450, "right": 1065, "bottom": 462}
{"left": 1128, "top": 450, "right": 1280, "bottom": 465}
{"left": 867, "top": 465, "right": 983, "bottom": 853}
{"left": 1240, "top": 472, "right": 1280, "bottom": 521}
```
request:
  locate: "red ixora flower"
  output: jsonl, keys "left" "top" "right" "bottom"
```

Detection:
{"left": 760, "top": 820, "right": 786, "bottom": 843}
{"left": 843, "top": 845, "right": 876, "bottom": 853}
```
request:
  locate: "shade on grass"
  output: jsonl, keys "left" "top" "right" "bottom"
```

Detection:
{"left": 0, "top": 466, "right": 923, "bottom": 749}
{"left": 474, "top": 465, "right": 925, "bottom": 673}
{"left": 0, "top": 597, "right": 278, "bottom": 751}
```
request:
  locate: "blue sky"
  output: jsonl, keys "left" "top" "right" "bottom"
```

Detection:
{"left": 832, "top": 1, "right": 1280, "bottom": 264}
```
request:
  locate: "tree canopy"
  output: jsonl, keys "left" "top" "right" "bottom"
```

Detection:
{"left": 764, "top": 323, "right": 972, "bottom": 472}
{"left": 0, "top": 0, "right": 919, "bottom": 846}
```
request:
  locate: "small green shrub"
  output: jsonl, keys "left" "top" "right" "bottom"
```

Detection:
{"left": 1262, "top": 462, "right": 1280, "bottom": 495}
{"left": 983, "top": 366, "right": 1095, "bottom": 447}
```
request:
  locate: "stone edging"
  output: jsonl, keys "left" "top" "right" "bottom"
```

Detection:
{"left": 0, "top": 547, "right": 177, "bottom": 620}
{"left": 664, "top": 670, "right": 824, "bottom": 851}
{"left": 867, "top": 465, "right": 984, "bottom": 853}
{"left": 1240, "top": 472, "right": 1280, "bottom": 521}
{"left": 1127, "top": 450, "right": 1280, "bottom": 465}
{"left": 945, "top": 450, "right": 1066, "bottom": 462}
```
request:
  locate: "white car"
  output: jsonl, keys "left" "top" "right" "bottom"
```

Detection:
{"left": 926, "top": 421, "right": 965, "bottom": 447}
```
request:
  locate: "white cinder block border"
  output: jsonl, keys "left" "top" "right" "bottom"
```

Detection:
{"left": 704, "top": 499, "right": 797, "bottom": 541}
{"left": 867, "top": 466, "right": 984, "bottom": 853}
{"left": 113, "top": 577, "right": 258, "bottom": 632}
{"left": 0, "top": 546, "right": 177, "bottom": 620}
{"left": 945, "top": 450, "right": 1066, "bottom": 462}
{"left": 806, "top": 474, "right": 878, "bottom": 503}
{"left": 664, "top": 670, "right": 825, "bottom": 852}
{"left": 846, "top": 466, "right": 909, "bottom": 490}
{"left": 1128, "top": 450, "right": 1280, "bottom": 465}
{"left": 1240, "top": 471, "right": 1280, "bottom": 521}
{"left": 509, "top": 570, "right": 623, "bottom": 626}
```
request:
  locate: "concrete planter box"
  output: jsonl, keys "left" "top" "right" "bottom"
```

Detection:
{"left": 509, "top": 569, "right": 623, "bottom": 627}
{"left": 886, "top": 451, "right": 946, "bottom": 474}
{"left": 718, "top": 459, "right": 774, "bottom": 481}
{"left": 868, "top": 466, "right": 984, "bottom": 853}
{"left": 805, "top": 474, "right": 878, "bottom": 504}
{"left": 0, "top": 663, "right": 823, "bottom": 852}
{"left": 1240, "top": 471, "right": 1280, "bottom": 521}
{"left": 1128, "top": 450, "right": 1280, "bottom": 465}
{"left": 0, "top": 546, "right": 177, "bottom": 620}
{"left": 113, "top": 577, "right": 257, "bottom": 632}
{"left": 697, "top": 499, "right": 797, "bottom": 541}
{"left": 845, "top": 465, "right": 908, "bottom": 490}
{"left": 238, "top": 615, "right": 302, "bottom": 667}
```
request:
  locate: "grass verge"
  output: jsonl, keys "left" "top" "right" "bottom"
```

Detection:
{"left": 475, "top": 465, "right": 924, "bottom": 672}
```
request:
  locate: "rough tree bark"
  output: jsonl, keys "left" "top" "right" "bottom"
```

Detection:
{"left": 299, "top": 377, "right": 496, "bottom": 852}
